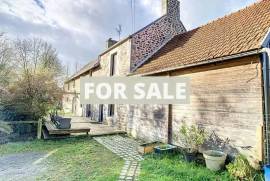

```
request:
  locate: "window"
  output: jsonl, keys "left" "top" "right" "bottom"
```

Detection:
{"left": 67, "top": 83, "right": 70, "bottom": 91}
{"left": 110, "top": 53, "right": 117, "bottom": 76}
{"left": 108, "top": 104, "right": 115, "bottom": 117}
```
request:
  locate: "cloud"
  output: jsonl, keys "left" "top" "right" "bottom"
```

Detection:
{"left": 0, "top": 0, "right": 257, "bottom": 75}
{"left": 181, "top": 0, "right": 256, "bottom": 30}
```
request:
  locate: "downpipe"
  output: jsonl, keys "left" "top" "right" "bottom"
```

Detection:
{"left": 261, "top": 48, "right": 270, "bottom": 164}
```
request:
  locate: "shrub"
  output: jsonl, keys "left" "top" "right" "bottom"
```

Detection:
{"left": 226, "top": 155, "right": 260, "bottom": 181}
{"left": 179, "top": 123, "right": 207, "bottom": 153}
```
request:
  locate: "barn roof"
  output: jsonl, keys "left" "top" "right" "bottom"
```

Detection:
{"left": 65, "top": 60, "right": 99, "bottom": 83}
{"left": 134, "top": 0, "right": 270, "bottom": 75}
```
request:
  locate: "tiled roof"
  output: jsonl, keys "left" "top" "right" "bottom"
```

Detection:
{"left": 65, "top": 60, "right": 99, "bottom": 82}
{"left": 134, "top": 0, "right": 270, "bottom": 75}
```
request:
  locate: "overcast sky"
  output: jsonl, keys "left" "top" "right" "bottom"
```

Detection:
{"left": 0, "top": 0, "right": 256, "bottom": 75}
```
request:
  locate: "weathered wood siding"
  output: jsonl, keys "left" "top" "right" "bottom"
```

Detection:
{"left": 169, "top": 55, "right": 263, "bottom": 163}
{"left": 129, "top": 55, "right": 263, "bottom": 164}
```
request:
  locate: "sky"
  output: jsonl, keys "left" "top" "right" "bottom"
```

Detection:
{"left": 0, "top": 0, "right": 257, "bottom": 75}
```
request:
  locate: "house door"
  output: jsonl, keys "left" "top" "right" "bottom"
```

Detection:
{"left": 98, "top": 104, "right": 103, "bottom": 122}
{"left": 72, "top": 97, "right": 77, "bottom": 114}
{"left": 86, "top": 104, "right": 91, "bottom": 118}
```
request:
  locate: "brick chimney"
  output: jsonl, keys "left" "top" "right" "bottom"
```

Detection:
{"left": 106, "top": 38, "right": 118, "bottom": 48}
{"left": 162, "top": 0, "right": 180, "bottom": 17}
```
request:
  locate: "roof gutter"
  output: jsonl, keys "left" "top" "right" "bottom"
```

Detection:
{"left": 129, "top": 49, "right": 261, "bottom": 76}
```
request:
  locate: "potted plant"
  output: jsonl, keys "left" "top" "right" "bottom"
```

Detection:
{"left": 203, "top": 131, "right": 229, "bottom": 171}
{"left": 154, "top": 144, "right": 177, "bottom": 154}
{"left": 179, "top": 123, "right": 207, "bottom": 162}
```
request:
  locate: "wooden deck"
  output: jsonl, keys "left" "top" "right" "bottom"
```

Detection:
{"left": 43, "top": 116, "right": 126, "bottom": 138}
{"left": 44, "top": 121, "right": 90, "bottom": 135}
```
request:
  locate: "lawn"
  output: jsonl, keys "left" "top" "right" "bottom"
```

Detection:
{"left": 0, "top": 136, "right": 124, "bottom": 181}
{"left": 139, "top": 154, "right": 233, "bottom": 181}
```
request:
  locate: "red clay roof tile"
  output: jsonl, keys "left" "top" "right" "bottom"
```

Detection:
{"left": 135, "top": 0, "right": 270, "bottom": 74}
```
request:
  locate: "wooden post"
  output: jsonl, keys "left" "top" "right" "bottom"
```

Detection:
{"left": 37, "top": 119, "right": 43, "bottom": 139}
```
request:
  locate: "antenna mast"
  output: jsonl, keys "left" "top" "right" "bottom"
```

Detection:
{"left": 130, "top": 0, "right": 136, "bottom": 33}
{"left": 116, "top": 24, "right": 122, "bottom": 40}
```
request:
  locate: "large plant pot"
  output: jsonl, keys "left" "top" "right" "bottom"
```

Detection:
{"left": 154, "top": 144, "right": 177, "bottom": 154}
{"left": 203, "top": 150, "right": 227, "bottom": 171}
{"left": 183, "top": 152, "right": 197, "bottom": 162}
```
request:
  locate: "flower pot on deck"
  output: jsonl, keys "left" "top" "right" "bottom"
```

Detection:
{"left": 203, "top": 150, "right": 227, "bottom": 171}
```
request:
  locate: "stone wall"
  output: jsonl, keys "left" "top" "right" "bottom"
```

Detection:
{"left": 91, "top": 40, "right": 131, "bottom": 124}
{"left": 127, "top": 104, "right": 169, "bottom": 143}
{"left": 130, "top": 0, "right": 186, "bottom": 71}
{"left": 62, "top": 75, "right": 83, "bottom": 116}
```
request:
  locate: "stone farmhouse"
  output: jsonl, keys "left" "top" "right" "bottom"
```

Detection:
{"left": 63, "top": 0, "right": 270, "bottom": 166}
{"left": 63, "top": 0, "right": 186, "bottom": 121}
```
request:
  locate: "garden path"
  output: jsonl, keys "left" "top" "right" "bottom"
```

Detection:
{"left": 0, "top": 152, "right": 47, "bottom": 181}
{"left": 94, "top": 135, "right": 143, "bottom": 181}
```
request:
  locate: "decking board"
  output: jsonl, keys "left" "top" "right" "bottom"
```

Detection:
{"left": 44, "top": 121, "right": 90, "bottom": 135}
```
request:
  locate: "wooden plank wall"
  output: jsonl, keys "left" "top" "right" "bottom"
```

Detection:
{"left": 169, "top": 55, "right": 263, "bottom": 164}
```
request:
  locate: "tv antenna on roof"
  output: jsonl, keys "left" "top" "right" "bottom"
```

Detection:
{"left": 116, "top": 24, "right": 122, "bottom": 40}
{"left": 130, "top": 0, "right": 135, "bottom": 33}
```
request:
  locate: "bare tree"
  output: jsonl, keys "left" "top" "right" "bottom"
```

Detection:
{"left": 0, "top": 38, "right": 64, "bottom": 122}
{"left": 0, "top": 33, "right": 13, "bottom": 87}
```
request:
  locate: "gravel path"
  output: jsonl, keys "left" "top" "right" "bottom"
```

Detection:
{"left": 0, "top": 152, "right": 47, "bottom": 181}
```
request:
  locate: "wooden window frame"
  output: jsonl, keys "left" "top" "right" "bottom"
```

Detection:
{"left": 110, "top": 53, "right": 117, "bottom": 76}
{"left": 108, "top": 104, "right": 115, "bottom": 117}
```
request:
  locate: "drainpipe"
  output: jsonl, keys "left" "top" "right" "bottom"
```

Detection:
{"left": 167, "top": 72, "right": 173, "bottom": 144}
{"left": 261, "top": 48, "right": 270, "bottom": 164}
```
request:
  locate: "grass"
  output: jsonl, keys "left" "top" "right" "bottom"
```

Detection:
{"left": 0, "top": 136, "right": 124, "bottom": 181}
{"left": 139, "top": 154, "right": 233, "bottom": 181}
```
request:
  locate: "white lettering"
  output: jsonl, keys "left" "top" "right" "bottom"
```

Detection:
{"left": 134, "top": 83, "right": 145, "bottom": 99}
{"left": 176, "top": 83, "right": 186, "bottom": 100}
{"left": 85, "top": 83, "right": 95, "bottom": 99}
{"left": 163, "top": 83, "right": 174, "bottom": 100}
{"left": 146, "top": 83, "right": 162, "bottom": 100}
{"left": 96, "top": 83, "right": 111, "bottom": 100}
{"left": 114, "top": 83, "right": 127, "bottom": 99}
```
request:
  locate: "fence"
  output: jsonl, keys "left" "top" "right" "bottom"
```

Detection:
{"left": 1, "top": 120, "right": 42, "bottom": 143}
